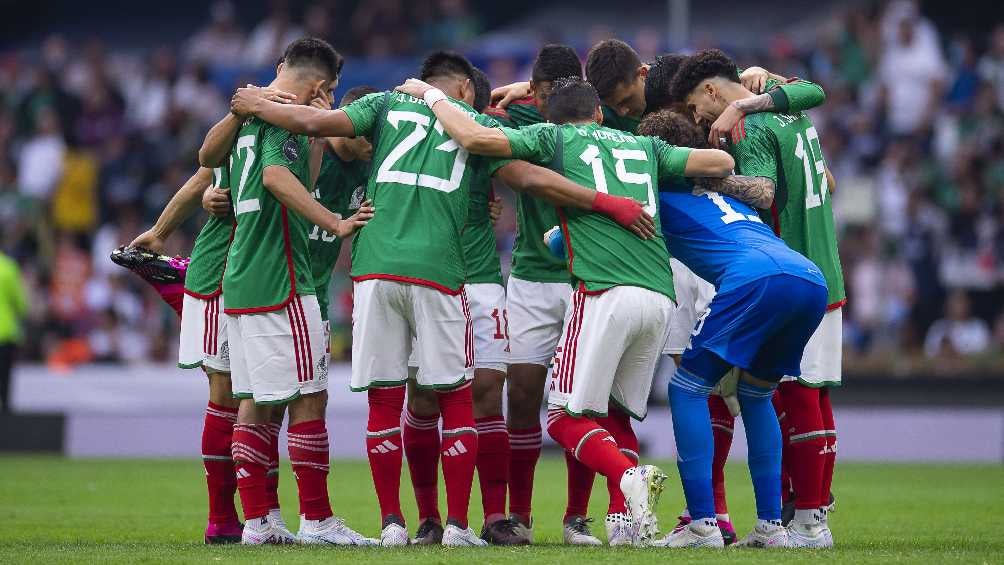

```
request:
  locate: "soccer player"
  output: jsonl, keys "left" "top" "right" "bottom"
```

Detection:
{"left": 230, "top": 51, "right": 652, "bottom": 547}
{"left": 397, "top": 67, "right": 529, "bottom": 546}
{"left": 398, "top": 75, "right": 739, "bottom": 546}
{"left": 200, "top": 38, "right": 375, "bottom": 546}
{"left": 670, "top": 49, "right": 845, "bottom": 548}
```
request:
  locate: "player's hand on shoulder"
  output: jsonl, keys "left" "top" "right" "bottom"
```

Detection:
{"left": 490, "top": 81, "right": 531, "bottom": 109}
{"left": 739, "top": 67, "right": 771, "bottom": 94}
{"left": 309, "top": 91, "right": 332, "bottom": 111}
{"left": 708, "top": 102, "right": 745, "bottom": 148}
{"left": 230, "top": 84, "right": 296, "bottom": 116}
{"left": 129, "top": 229, "right": 165, "bottom": 254}
{"left": 202, "top": 186, "right": 232, "bottom": 218}
{"left": 395, "top": 78, "right": 434, "bottom": 99}
{"left": 333, "top": 200, "right": 375, "bottom": 237}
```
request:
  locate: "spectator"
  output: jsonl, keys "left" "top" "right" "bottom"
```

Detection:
{"left": 0, "top": 251, "right": 27, "bottom": 411}
{"left": 924, "top": 290, "right": 991, "bottom": 358}
{"left": 185, "top": 1, "right": 245, "bottom": 65}
{"left": 245, "top": 0, "right": 303, "bottom": 67}
{"left": 977, "top": 24, "right": 1004, "bottom": 112}
{"left": 17, "top": 107, "right": 65, "bottom": 204}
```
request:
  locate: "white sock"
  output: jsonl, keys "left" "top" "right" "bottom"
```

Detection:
{"left": 794, "top": 508, "right": 820, "bottom": 526}
{"left": 716, "top": 513, "right": 731, "bottom": 523}
{"left": 680, "top": 508, "right": 691, "bottom": 519}
{"left": 757, "top": 518, "right": 782, "bottom": 530}
{"left": 246, "top": 516, "right": 270, "bottom": 532}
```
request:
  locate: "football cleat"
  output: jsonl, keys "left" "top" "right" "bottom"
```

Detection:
{"left": 787, "top": 509, "right": 832, "bottom": 548}
{"left": 298, "top": 516, "right": 377, "bottom": 545}
{"left": 380, "top": 522, "right": 410, "bottom": 546}
{"left": 480, "top": 518, "right": 530, "bottom": 545}
{"left": 110, "top": 245, "right": 189, "bottom": 284}
{"left": 604, "top": 513, "right": 634, "bottom": 546}
{"left": 734, "top": 521, "right": 789, "bottom": 548}
{"left": 655, "top": 518, "right": 725, "bottom": 548}
{"left": 412, "top": 519, "right": 444, "bottom": 545}
{"left": 509, "top": 514, "right": 534, "bottom": 544}
{"left": 620, "top": 465, "right": 668, "bottom": 545}
{"left": 563, "top": 516, "right": 602, "bottom": 546}
{"left": 442, "top": 522, "right": 488, "bottom": 547}
{"left": 718, "top": 518, "right": 738, "bottom": 546}
{"left": 241, "top": 515, "right": 297, "bottom": 545}
{"left": 204, "top": 521, "right": 243, "bottom": 544}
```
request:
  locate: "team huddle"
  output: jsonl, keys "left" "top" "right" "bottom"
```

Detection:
{"left": 116, "top": 35, "right": 843, "bottom": 549}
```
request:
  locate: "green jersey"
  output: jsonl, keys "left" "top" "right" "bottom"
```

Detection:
{"left": 184, "top": 167, "right": 235, "bottom": 298}
{"left": 486, "top": 97, "right": 570, "bottom": 283}
{"left": 732, "top": 112, "right": 846, "bottom": 308}
{"left": 503, "top": 121, "right": 692, "bottom": 299}
{"left": 342, "top": 91, "right": 508, "bottom": 294}
{"left": 223, "top": 117, "right": 314, "bottom": 313}
{"left": 463, "top": 170, "right": 503, "bottom": 285}
{"left": 600, "top": 105, "right": 640, "bottom": 134}
{"left": 309, "top": 152, "right": 369, "bottom": 321}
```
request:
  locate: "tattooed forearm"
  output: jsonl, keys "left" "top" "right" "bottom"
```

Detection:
{"left": 732, "top": 93, "right": 775, "bottom": 114}
{"left": 695, "top": 175, "right": 776, "bottom": 209}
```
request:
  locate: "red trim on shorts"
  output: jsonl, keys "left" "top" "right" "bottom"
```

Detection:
{"left": 287, "top": 302, "right": 305, "bottom": 382}
{"left": 826, "top": 298, "right": 846, "bottom": 312}
{"left": 460, "top": 290, "right": 474, "bottom": 369}
{"left": 203, "top": 295, "right": 219, "bottom": 356}
{"left": 351, "top": 274, "right": 464, "bottom": 296}
{"left": 224, "top": 208, "right": 299, "bottom": 314}
{"left": 557, "top": 290, "right": 586, "bottom": 394}
{"left": 294, "top": 296, "right": 314, "bottom": 381}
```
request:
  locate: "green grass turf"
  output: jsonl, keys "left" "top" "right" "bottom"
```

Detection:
{"left": 2, "top": 456, "right": 1002, "bottom": 563}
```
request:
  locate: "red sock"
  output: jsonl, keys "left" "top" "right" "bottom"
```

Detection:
{"left": 709, "top": 395, "right": 735, "bottom": 515}
{"left": 287, "top": 419, "right": 332, "bottom": 521}
{"left": 595, "top": 408, "right": 638, "bottom": 515}
{"left": 475, "top": 415, "right": 510, "bottom": 522}
{"left": 438, "top": 384, "right": 478, "bottom": 529}
{"left": 773, "top": 391, "right": 793, "bottom": 500}
{"left": 779, "top": 382, "right": 825, "bottom": 510}
{"left": 403, "top": 407, "right": 441, "bottom": 522}
{"left": 366, "top": 386, "right": 405, "bottom": 522}
{"left": 547, "top": 409, "right": 633, "bottom": 490}
{"left": 265, "top": 422, "right": 281, "bottom": 512}
{"left": 156, "top": 282, "right": 185, "bottom": 318}
{"left": 202, "top": 402, "right": 238, "bottom": 525}
{"left": 563, "top": 450, "right": 596, "bottom": 520}
{"left": 819, "top": 387, "right": 836, "bottom": 506}
{"left": 508, "top": 424, "right": 542, "bottom": 521}
{"left": 231, "top": 423, "right": 272, "bottom": 520}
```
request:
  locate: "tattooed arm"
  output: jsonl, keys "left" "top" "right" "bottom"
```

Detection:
{"left": 693, "top": 175, "right": 776, "bottom": 209}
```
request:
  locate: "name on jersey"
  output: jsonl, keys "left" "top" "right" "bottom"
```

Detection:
{"left": 577, "top": 127, "right": 636, "bottom": 144}
{"left": 392, "top": 92, "right": 479, "bottom": 120}
{"left": 770, "top": 112, "right": 805, "bottom": 128}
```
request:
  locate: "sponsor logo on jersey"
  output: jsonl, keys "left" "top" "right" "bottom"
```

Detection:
{"left": 283, "top": 136, "right": 300, "bottom": 162}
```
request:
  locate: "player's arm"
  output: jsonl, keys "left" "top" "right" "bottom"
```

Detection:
{"left": 262, "top": 166, "right": 372, "bottom": 238}
{"left": 694, "top": 175, "right": 776, "bottom": 209}
{"left": 130, "top": 167, "right": 215, "bottom": 252}
{"left": 201, "top": 86, "right": 298, "bottom": 167}
{"left": 308, "top": 139, "right": 325, "bottom": 191}
{"left": 494, "top": 160, "right": 655, "bottom": 239}
{"left": 723, "top": 123, "right": 780, "bottom": 209}
{"left": 231, "top": 88, "right": 356, "bottom": 139}
{"left": 826, "top": 166, "right": 836, "bottom": 195}
{"left": 709, "top": 75, "right": 826, "bottom": 148}
{"left": 490, "top": 81, "right": 532, "bottom": 109}
{"left": 396, "top": 79, "right": 513, "bottom": 157}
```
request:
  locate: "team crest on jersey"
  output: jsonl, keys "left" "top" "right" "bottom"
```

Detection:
{"left": 283, "top": 136, "right": 300, "bottom": 162}
{"left": 349, "top": 185, "right": 366, "bottom": 210}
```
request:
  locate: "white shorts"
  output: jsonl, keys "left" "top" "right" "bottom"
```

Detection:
{"left": 229, "top": 294, "right": 328, "bottom": 404}
{"left": 178, "top": 293, "right": 230, "bottom": 372}
{"left": 664, "top": 259, "right": 717, "bottom": 355}
{"left": 506, "top": 276, "right": 572, "bottom": 365}
{"left": 408, "top": 283, "right": 508, "bottom": 372}
{"left": 783, "top": 307, "right": 842, "bottom": 386}
{"left": 352, "top": 279, "right": 473, "bottom": 391}
{"left": 548, "top": 286, "right": 674, "bottom": 420}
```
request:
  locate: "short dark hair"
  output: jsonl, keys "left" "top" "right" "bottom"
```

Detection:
{"left": 531, "top": 44, "right": 583, "bottom": 83}
{"left": 282, "top": 37, "right": 343, "bottom": 81}
{"left": 585, "top": 39, "right": 642, "bottom": 100}
{"left": 669, "top": 49, "right": 739, "bottom": 104}
{"left": 419, "top": 50, "right": 475, "bottom": 83}
{"left": 544, "top": 77, "right": 600, "bottom": 124}
{"left": 340, "top": 85, "right": 379, "bottom": 107}
{"left": 471, "top": 67, "right": 491, "bottom": 112}
{"left": 644, "top": 53, "right": 687, "bottom": 114}
{"left": 637, "top": 110, "right": 709, "bottom": 148}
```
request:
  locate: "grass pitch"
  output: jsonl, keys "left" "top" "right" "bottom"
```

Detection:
{"left": 2, "top": 456, "right": 1002, "bottom": 563}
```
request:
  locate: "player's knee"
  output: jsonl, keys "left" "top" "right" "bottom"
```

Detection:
{"left": 407, "top": 386, "right": 440, "bottom": 418}
{"left": 288, "top": 390, "right": 327, "bottom": 424}
{"left": 472, "top": 368, "right": 505, "bottom": 417}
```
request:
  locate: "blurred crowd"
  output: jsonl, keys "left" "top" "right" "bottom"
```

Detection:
{"left": 1, "top": 0, "right": 1002, "bottom": 374}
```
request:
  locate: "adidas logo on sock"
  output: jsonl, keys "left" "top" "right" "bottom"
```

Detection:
{"left": 369, "top": 440, "right": 399, "bottom": 454}
{"left": 442, "top": 440, "right": 468, "bottom": 457}
{"left": 235, "top": 468, "right": 251, "bottom": 479}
